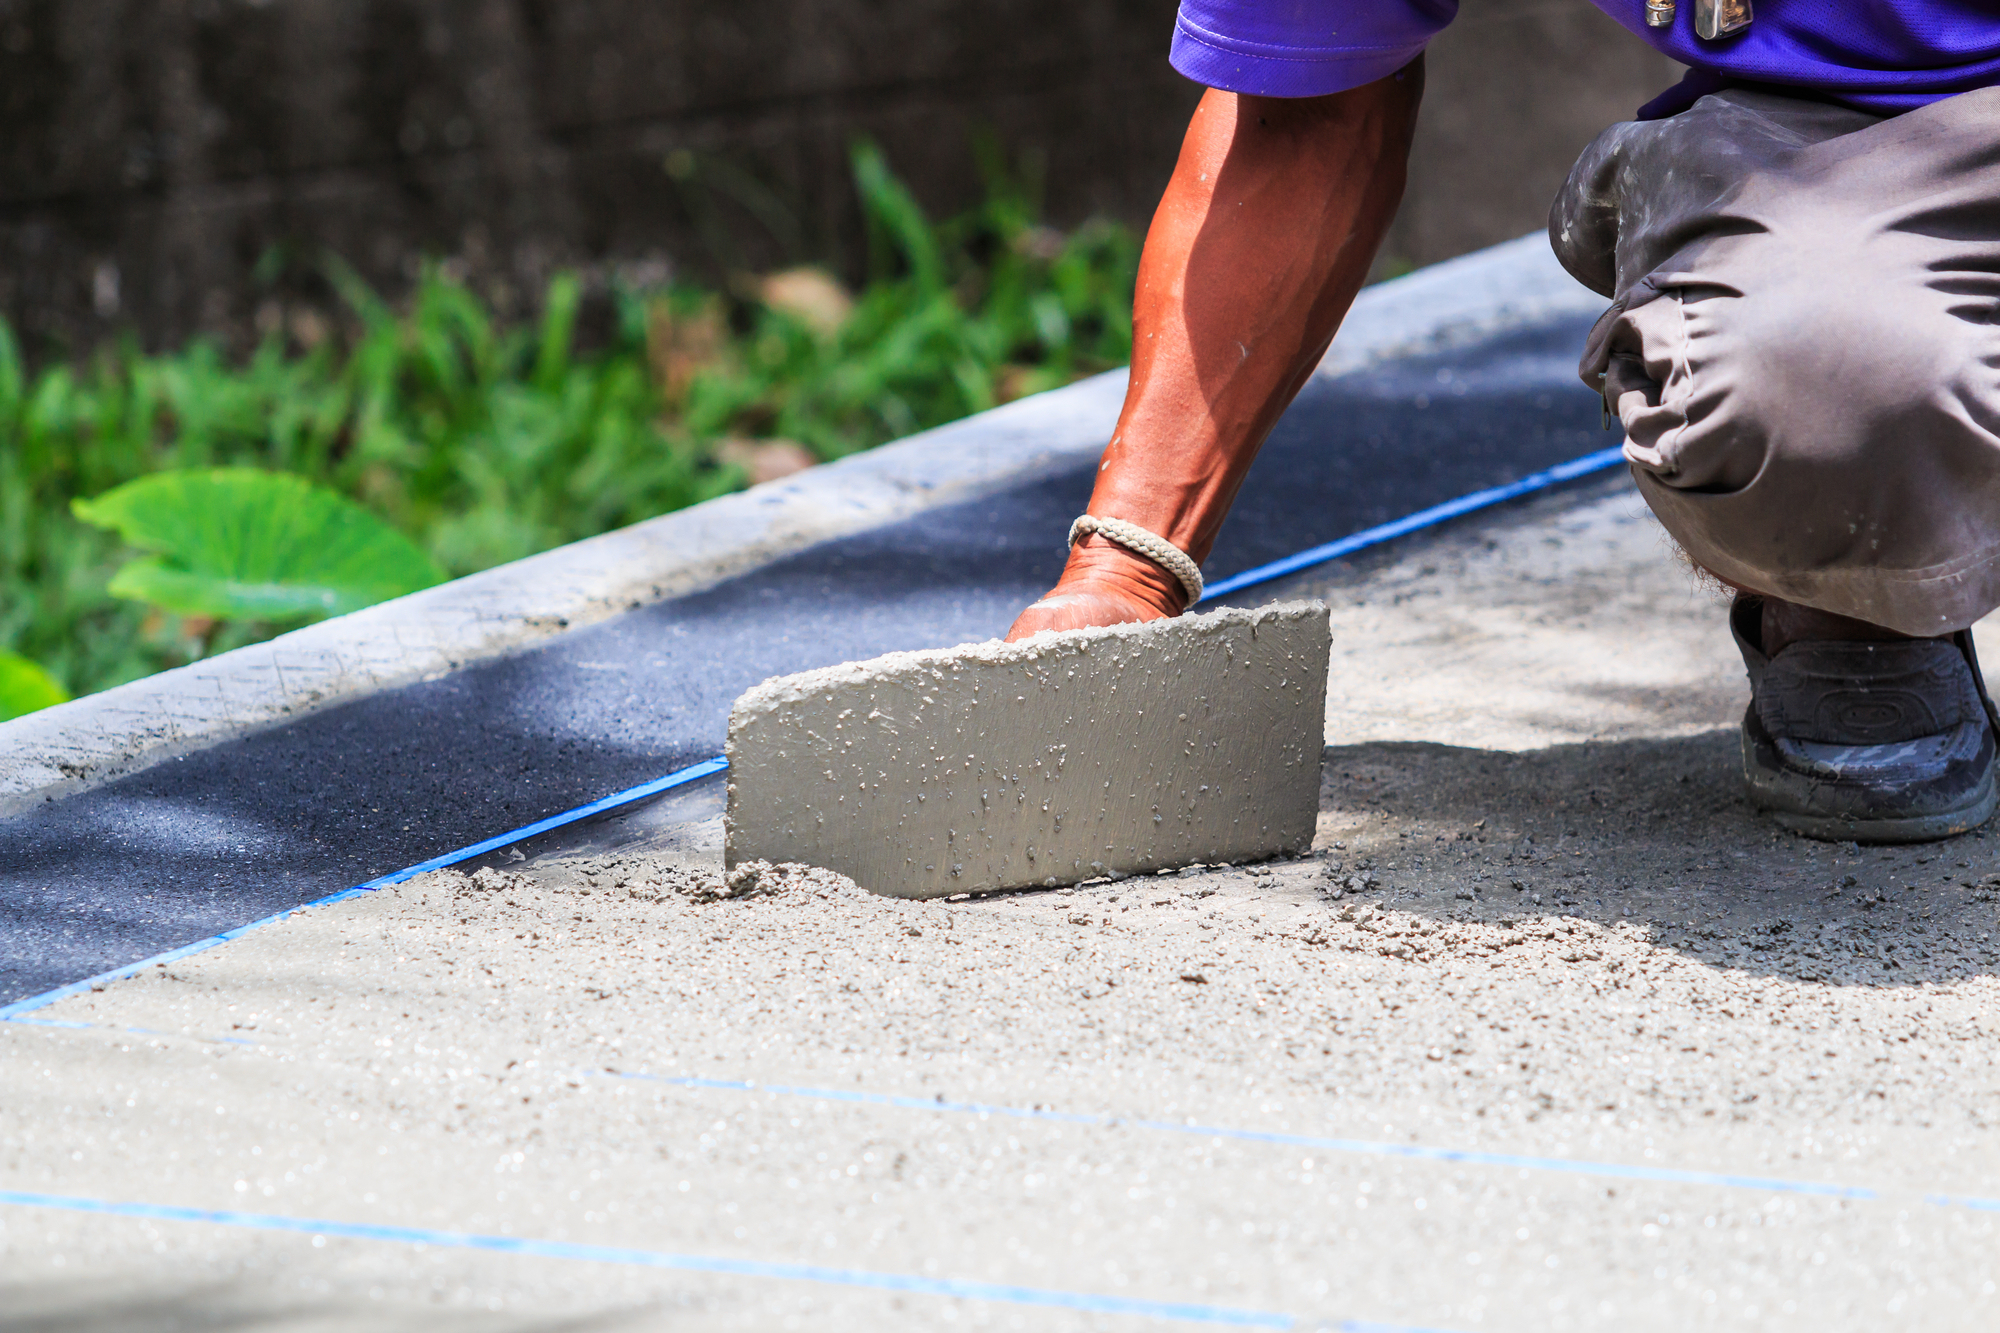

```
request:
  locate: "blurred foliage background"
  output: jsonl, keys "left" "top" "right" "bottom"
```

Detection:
{"left": 0, "top": 143, "right": 1140, "bottom": 714}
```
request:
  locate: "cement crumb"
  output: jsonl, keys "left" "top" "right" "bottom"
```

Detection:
{"left": 720, "top": 859, "right": 866, "bottom": 901}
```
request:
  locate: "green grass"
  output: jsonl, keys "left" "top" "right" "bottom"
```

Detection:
{"left": 0, "top": 142, "right": 1140, "bottom": 712}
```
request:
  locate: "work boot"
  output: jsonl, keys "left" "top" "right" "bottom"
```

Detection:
{"left": 1732, "top": 595, "right": 2000, "bottom": 842}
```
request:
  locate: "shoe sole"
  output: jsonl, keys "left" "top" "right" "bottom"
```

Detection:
{"left": 1764, "top": 784, "right": 1998, "bottom": 844}
{"left": 1742, "top": 726, "right": 2000, "bottom": 845}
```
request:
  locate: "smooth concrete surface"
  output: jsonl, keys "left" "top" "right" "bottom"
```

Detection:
{"left": 1310, "top": 475, "right": 1749, "bottom": 751}
{"left": 0, "top": 284, "right": 1614, "bottom": 1007}
{"left": 724, "top": 603, "right": 1329, "bottom": 896}
{"left": 11, "top": 481, "right": 2000, "bottom": 1332}
{"left": 0, "top": 233, "right": 1598, "bottom": 817}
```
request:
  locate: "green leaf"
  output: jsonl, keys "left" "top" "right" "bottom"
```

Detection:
{"left": 0, "top": 651, "right": 68, "bottom": 721}
{"left": 850, "top": 138, "right": 942, "bottom": 294}
{"left": 73, "top": 468, "right": 446, "bottom": 622}
{"left": 534, "top": 271, "right": 582, "bottom": 392}
{"left": 0, "top": 319, "right": 21, "bottom": 423}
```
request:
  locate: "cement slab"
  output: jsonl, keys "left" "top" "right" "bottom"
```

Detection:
{"left": 724, "top": 603, "right": 1330, "bottom": 896}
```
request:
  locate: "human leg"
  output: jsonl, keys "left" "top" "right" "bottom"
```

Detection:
{"left": 1562, "top": 88, "right": 2000, "bottom": 633}
{"left": 1552, "top": 88, "right": 2000, "bottom": 839}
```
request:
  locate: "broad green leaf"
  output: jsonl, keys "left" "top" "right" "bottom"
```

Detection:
{"left": 0, "top": 651, "right": 68, "bottom": 721}
{"left": 73, "top": 468, "right": 446, "bottom": 622}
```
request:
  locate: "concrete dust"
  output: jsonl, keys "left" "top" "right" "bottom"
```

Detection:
{"left": 1314, "top": 477, "right": 1745, "bottom": 750}
{"left": 7, "top": 476, "right": 2000, "bottom": 1331}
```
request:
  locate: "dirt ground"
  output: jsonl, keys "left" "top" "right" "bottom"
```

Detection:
{"left": 6, "top": 479, "right": 2000, "bottom": 1332}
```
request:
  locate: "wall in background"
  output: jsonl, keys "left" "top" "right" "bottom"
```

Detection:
{"left": 1387, "top": 0, "right": 1679, "bottom": 276}
{"left": 0, "top": 0, "right": 1678, "bottom": 351}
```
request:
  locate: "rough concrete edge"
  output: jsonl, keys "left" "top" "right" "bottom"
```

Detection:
{"left": 0, "top": 233, "right": 1603, "bottom": 815}
{"left": 727, "top": 598, "right": 1330, "bottom": 723}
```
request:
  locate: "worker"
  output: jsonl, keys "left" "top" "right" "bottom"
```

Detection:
{"left": 1007, "top": 3, "right": 2000, "bottom": 845}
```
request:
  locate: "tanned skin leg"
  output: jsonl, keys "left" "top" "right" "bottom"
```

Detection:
{"left": 1006, "top": 65, "right": 1424, "bottom": 641}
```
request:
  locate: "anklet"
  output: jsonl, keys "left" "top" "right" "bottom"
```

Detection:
{"left": 1067, "top": 515, "right": 1203, "bottom": 606}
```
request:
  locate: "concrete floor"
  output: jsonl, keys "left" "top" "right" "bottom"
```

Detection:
{"left": 9, "top": 479, "right": 2000, "bottom": 1332}
{"left": 1318, "top": 474, "right": 1743, "bottom": 751}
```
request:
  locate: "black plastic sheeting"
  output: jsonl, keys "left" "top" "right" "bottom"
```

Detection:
{"left": 0, "top": 315, "right": 1618, "bottom": 1004}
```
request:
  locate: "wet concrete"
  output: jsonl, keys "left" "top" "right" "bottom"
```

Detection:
{"left": 0, "top": 315, "right": 1610, "bottom": 1005}
{"left": 723, "top": 602, "right": 1330, "bottom": 895}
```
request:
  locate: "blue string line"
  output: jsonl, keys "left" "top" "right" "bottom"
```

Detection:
{"left": 0, "top": 757, "right": 727, "bottom": 1022}
{"left": 0, "top": 887, "right": 372, "bottom": 1023}
{"left": 1929, "top": 1193, "right": 2000, "bottom": 1212}
{"left": 2, "top": 447, "right": 1624, "bottom": 1023}
{"left": 0, "top": 448, "right": 1840, "bottom": 1333}
{"left": 606, "top": 1074, "right": 1880, "bottom": 1204}
{"left": 1198, "top": 447, "right": 1629, "bottom": 603}
{"left": 358, "top": 755, "right": 729, "bottom": 891}
{"left": 0, "top": 1189, "right": 1298, "bottom": 1329}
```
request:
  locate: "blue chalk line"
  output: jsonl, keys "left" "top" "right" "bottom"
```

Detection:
{"left": 0, "top": 1188, "right": 1298, "bottom": 1328}
{"left": 11, "top": 443, "right": 1918, "bottom": 1222}
{"left": 0, "top": 443, "right": 1812, "bottom": 1333}
{"left": 0, "top": 757, "right": 727, "bottom": 1022}
{"left": 1198, "top": 446, "right": 1628, "bottom": 602}
{"left": 605, "top": 1072, "right": 1882, "bottom": 1202}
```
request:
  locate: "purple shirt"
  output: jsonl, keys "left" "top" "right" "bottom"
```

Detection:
{"left": 1170, "top": 1, "right": 2000, "bottom": 117}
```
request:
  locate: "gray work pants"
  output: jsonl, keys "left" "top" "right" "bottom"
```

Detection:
{"left": 1550, "top": 87, "right": 2000, "bottom": 636}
